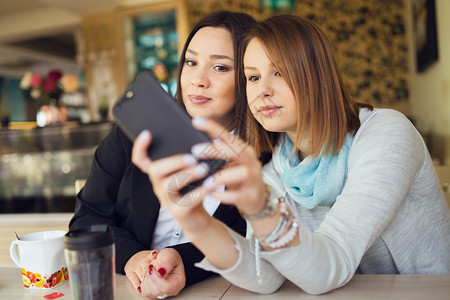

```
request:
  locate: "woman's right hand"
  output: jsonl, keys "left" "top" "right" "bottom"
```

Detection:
{"left": 131, "top": 130, "right": 213, "bottom": 234}
{"left": 131, "top": 118, "right": 268, "bottom": 222}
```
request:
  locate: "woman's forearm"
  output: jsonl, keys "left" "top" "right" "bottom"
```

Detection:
{"left": 195, "top": 222, "right": 287, "bottom": 294}
{"left": 183, "top": 216, "right": 239, "bottom": 270}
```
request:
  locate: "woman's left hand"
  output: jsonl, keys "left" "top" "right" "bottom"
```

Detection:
{"left": 140, "top": 248, "right": 186, "bottom": 298}
{"left": 124, "top": 249, "right": 159, "bottom": 293}
{"left": 188, "top": 118, "right": 267, "bottom": 217}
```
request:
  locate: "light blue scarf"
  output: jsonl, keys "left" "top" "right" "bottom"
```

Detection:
{"left": 273, "top": 134, "right": 353, "bottom": 209}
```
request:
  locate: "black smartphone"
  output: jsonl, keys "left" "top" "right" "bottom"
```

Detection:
{"left": 113, "top": 71, "right": 225, "bottom": 194}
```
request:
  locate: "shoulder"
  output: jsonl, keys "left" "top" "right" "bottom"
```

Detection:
{"left": 354, "top": 108, "right": 422, "bottom": 147}
{"left": 358, "top": 108, "right": 414, "bottom": 134}
{"left": 99, "top": 125, "right": 133, "bottom": 153}
{"left": 350, "top": 108, "right": 427, "bottom": 174}
{"left": 93, "top": 125, "right": 133, "bottom": 169}
{"left": 111, "top": 125, "right": 133, "bottom": 146}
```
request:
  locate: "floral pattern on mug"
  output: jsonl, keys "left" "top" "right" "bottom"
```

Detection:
{"left": 22, "top": 267, "right": 68, "bottom": 288}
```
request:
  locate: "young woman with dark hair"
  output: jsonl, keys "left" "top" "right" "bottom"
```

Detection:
{"left": 70, "top": 10, "right": 257, "bottom": 299}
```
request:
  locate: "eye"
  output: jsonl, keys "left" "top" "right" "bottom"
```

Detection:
{"left": 247, "top": 75, "right": 260, "bottom": 82}
{"left": 213, "top": 64, "right": 229, "bottom": 72}
{"left": 185, "top": 59, "right": 196, "bottom": 67}
{"left": 274, "top": 70, "right": 281, "bottom": 77}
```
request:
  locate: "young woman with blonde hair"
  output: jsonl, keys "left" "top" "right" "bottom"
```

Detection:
{"left": 132, "top": 14, "right": 449, "bottom": 295}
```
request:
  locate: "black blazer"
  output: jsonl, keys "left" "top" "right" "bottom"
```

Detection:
{"left": 69, "top": 125, "right": 246, "bottom": 286}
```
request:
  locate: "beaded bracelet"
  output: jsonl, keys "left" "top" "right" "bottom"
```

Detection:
{"left": 254, "top": 197, "right": 299, "bottom": 282}
{"left": 257, "top": 197, "right": 297, "bottom": 249}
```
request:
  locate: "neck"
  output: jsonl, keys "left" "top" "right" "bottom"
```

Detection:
{"left": 286, "top": 132, "right": 310, "bottom": 157}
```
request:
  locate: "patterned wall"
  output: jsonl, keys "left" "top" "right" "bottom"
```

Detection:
{"left": 187, "top": 0, "right": 410, "bottom": 107}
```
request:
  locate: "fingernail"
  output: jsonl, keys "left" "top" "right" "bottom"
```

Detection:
{"left": 191, "top": 143, "right": 209, "bottom": 157}
{"left": 158, "top": 268, "right": 166, "bottom": 277}
{"left": 137, "top": 286, "right": 141, "bottom": 293}
{"left": 202, "top": 176, "right": 215, "bottom": 190}
{"left": 151, "top": 251, "right": 158, "bottom": 259}
{"left": 149, "top": 264, "right": 153, "bottom": 275}
{"left": 183, "top": 154, "right": 197, "bottom": 166}
{"left": 192, "top": 117, "right": 206, "bottom": 127}
{"left": 193, "top": 163, "right": 209, "bottom": 176}
{"left": 137, "top": 130, "right": 150, "bottom": 141}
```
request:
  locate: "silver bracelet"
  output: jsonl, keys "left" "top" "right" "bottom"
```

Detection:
{"left": 257, "top": 197, "right": 298, "bottom": 249}
{"left": 253, "top": 199, "right": 299, "bottom": 283}
{"left": 243, "top": 184, "right": 279, "bottom": 221}
{"left": 267, "top": 219, "right": 298, "bottom": 249}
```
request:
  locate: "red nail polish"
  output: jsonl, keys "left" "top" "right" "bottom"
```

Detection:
{"left": 152, "top": 250, "right": 158, "bottom": 259}
{"left": 149, "top": 264, "right": 153, "bottom": 275}
{"left": 137, "top": 286, "right": 141, "bottom": 293}
{"left": 158, "top": 268, "right": 166, "bottom": 277}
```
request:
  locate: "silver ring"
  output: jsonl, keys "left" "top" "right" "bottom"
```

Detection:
{"left": 157, "top": 293, "right": 168, "bottom": 299}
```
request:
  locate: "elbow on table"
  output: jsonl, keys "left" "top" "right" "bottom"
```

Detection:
{"left": 248, "top": 280, "right": 334, "bottom": 295}
{"left": 233, "top": 278, "right": 285, "bottom": 295}
{"left": 248, "top": 285, "right": 284, "bottom": 295}
{"left": 300, "top": 286, "right": 332, "bottom": 296}
{"left": 296, "top": 278, "right": 348, "bottom": 295}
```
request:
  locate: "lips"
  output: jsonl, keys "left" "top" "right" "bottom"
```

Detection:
{"left": 257, "top": 105, "right": 282, "bottom": 117}
{"left": 189, "top": 95, "right": 212, "bottom": 105}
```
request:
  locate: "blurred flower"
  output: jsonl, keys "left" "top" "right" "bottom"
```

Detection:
{"left": 19, "top": 71, "right": 32, "bottom": 89}
{"left": 43, "top": 77, "right": 57, "bottom": 94}
{"left": 20, "top": 69, "right": 78, "bottom": 106}
{"left": 31, "top": 89, "right": 41, "bottom": 99}
{"left": 30, "top": 74, "right": 43, "bottom": 88}
{"left": 47, "top": 70, "right": 62, "bottom": 81}
{"left": 60, "top": 74, "right": 79, "bottom": 93}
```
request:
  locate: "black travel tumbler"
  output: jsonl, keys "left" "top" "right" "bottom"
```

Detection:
{"left": 64, "top": 225, "right": 115, "bottom": 300}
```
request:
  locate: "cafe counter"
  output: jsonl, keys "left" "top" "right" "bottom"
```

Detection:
{"left": 0, "top": 122, "right": 112, "bottom": 214}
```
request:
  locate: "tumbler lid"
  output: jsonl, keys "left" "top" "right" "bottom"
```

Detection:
{"left": 64, "top": 225, "right": 114, "bottom": 250}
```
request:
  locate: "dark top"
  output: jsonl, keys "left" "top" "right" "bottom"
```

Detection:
{"left": 69, "top": 125, "right": 246, "bottom": 286}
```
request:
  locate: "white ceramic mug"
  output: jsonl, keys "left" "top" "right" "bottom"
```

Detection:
{"left": 10, "top": 230, "right": 68, "bottom": 289}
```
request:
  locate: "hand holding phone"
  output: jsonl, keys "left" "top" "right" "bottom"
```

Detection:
{"left": 113, "top": 71, "right": 225, "bottom": 194}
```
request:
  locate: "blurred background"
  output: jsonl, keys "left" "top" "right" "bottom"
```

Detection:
{"left": 0, "top": 0, "right": 449, "bottom": 214}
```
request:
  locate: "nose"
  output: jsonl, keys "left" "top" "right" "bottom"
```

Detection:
{"left": 257, "top": 82, "right": 273, "bottom": 99}
{"left": 257, "top": 90, "right": 271, "bottom": 98}
{"left": 190, "top": 68, "right": 209, "bottom": 88}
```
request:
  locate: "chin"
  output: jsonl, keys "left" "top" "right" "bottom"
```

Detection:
{"left": 187, "top": 109, "right": 212, "bottom": 119}
{"left": 261, "top": 123, "right": 286, "bottom": 133}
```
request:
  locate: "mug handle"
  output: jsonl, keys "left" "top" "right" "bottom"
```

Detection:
{"left": 9, "top": 240, "right": 21, "bottom": 267}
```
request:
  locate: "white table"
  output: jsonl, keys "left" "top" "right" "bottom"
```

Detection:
{"left": 0, "top": 267, "right": 230, "bottom": 299}
{"left": 1, "top": 267, "right": 449, "bottom": 299}
{"left": 223, "top": 274, "right": 450, "bottom": 299}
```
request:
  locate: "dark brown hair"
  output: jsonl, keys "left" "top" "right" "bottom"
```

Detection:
{"left": 176, "top": 10, "right": 257, "bottom": 138}
{"left": 244, "top": 15, "right": 372, "bottom": 157}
